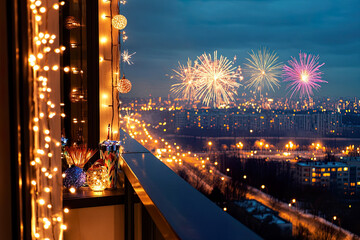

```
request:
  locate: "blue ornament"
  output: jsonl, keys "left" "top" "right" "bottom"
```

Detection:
{"left": 63, "top": 166, "right": 86, "bottom": 189}
{"left": 61, "top": 137, "right": 68, "bottom": 146}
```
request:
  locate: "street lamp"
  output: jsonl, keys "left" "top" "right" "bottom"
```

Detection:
{"left": 261, "top": 185, "right": 265, "bottom": 190}
{"left": 207, "top": 141, "right": 213, "bottom": 158}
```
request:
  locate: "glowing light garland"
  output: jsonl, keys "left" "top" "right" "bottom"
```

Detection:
{"left": 100, "top": 0, "right": 132, "bottom": 140}
{"left": 28, "top": 0, "right": 67, "bottom": 239}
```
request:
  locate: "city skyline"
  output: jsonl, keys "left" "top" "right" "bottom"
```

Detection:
{"left": 122, "top": 0, "right": 360, "bottom": 98}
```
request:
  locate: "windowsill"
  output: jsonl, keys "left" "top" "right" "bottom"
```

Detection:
{"left": 63, "top": 187, "right": 137, "bottom": 209}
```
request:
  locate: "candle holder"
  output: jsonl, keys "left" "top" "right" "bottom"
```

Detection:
{"left": 87, "top": 164, "right": 108, "bottom": 192}
{"left": 99, "top": 140, "right": 121, "bottom": 189}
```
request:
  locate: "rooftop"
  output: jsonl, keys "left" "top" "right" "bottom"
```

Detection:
{"left": 234, "top": 200, "right": 290, "bottom": 226}
{"left": 297, "top": 161, "right": 348, "bottom": 167}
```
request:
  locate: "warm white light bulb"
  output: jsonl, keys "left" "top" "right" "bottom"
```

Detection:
{"left": 100, "top": 37, "right": 107, "bottom": 43}
{"left": 29, "top": 54, "right": 36, "bottom": 62}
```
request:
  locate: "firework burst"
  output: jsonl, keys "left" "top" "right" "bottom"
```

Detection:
{"left": 283, "top": 52, "right": 326, "bottom": 98}
{"left": 196, "top": 51, "right": 242, "bottom": 107}
{"left": 244, "top": 48, "right": 282, "bottom": 94}
{"left": 170, "top": 59, "right": 197, "bottom": 100}
{"left": 122, "top": 50, "right": 136, "bottom": 65}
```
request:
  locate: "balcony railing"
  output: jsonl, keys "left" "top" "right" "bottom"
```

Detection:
{"left": 119, "top": 129, "right": 261, "bottom": 240}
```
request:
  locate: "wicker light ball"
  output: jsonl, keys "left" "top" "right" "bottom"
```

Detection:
{"left": 112, "top": 15, "right": 127, "bottom": 30}
{"left": 117, "top": 76, "right": 132, "bottom": 93}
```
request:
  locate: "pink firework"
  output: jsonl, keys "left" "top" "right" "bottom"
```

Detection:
{"left": 283, "top": 52, "right": 326, "bottom": 98}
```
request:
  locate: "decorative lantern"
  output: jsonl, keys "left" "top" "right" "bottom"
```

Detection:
{"left": 117, "top": 76, "right": 132, "bottom": 93}
{"left": 112, "top": 15, "right": 127, "bottom": 30}
{"left": 87, "top": 164, "right": 108, "bottom": 191}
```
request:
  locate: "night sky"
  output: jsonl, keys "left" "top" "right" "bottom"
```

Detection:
{"left": 121, "top": 0, "right": 360, "bottom": 98}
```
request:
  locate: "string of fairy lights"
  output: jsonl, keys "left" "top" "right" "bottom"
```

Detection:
{"left": 28, "top": 0, "right": 135, "bottom": 239}
{"left": 29, "top": 0, "right": 68, "bottom": 239}
{"left": 101, "top": 0, "right": 133, "bottom": 139}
